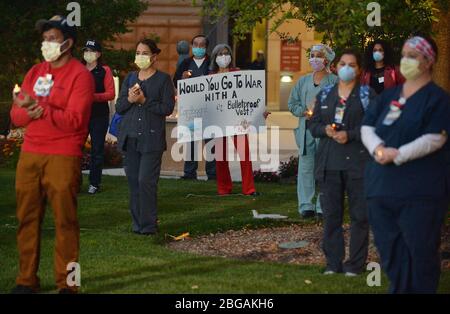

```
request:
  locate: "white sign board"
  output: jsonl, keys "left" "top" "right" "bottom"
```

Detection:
{"left": 176, "top": 70, "right": 266, "bottom": 143}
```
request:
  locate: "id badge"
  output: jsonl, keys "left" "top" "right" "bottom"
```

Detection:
{"left": 334, "top": 106, "right": 345, "bottom": 124}
{"left": 378, "top": 76, "right": 384, "bottom": 84}
{"left": 382, "top": 105, "right": 402, "bottom": 126}
{"left": 33, "top": 74, "right": 54, "bottom": 97}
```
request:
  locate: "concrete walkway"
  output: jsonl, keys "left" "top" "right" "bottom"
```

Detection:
{"left": 82, "top": 149, "right": 297, "bottom": 182}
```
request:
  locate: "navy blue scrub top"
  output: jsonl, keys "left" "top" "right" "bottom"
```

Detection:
{"left": 363, "top": 82, "right": 450, "bottom": 199}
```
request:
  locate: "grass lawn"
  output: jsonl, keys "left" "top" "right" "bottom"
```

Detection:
{"left": 0, "top": 168, "right": 449, "bottom": 294}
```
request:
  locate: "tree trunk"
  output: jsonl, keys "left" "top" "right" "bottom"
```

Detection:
{"left": 433, "top": 9, "right": 450, "bottom": 92}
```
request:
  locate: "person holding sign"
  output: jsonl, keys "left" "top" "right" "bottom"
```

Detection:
{"left": 209, "top": 44, "right": 268, "bottom": 196}
{"left": 288, "top": 44, "right": 338, "bottom": 219}
{"left": 361, "top": 35, "right": 450, "bottom": 293}
{"left": 308, "top": 49, "right": 376, "bottom": 277}
{"left": 173, "top": 34, "right": 216, "bottom": 181}
{"left": 116, "top": 39, "right": 175, "bottom": 235}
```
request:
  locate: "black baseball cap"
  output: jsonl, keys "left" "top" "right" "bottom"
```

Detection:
{"left": 83, "top": 39, "right": 102, "bottom": 52}
{"left": 35, "top": 15, "right": 77, "bottom": 40}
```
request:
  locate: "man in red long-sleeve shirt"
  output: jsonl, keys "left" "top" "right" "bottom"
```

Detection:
{"left": 9, "top": 15, "right": 94, "bottom": 294}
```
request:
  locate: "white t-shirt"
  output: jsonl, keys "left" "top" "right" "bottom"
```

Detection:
{"left": 194, "top": 57, "right": 205, "bottom": 68}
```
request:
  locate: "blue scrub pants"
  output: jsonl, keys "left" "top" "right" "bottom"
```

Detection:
{"left": 367, "top": 197, "right": 448, "bottom": 293}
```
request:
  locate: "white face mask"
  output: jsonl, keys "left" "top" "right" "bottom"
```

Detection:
{"left": 216, "top": 55, "right": 231, "bottom": 69}
{"left": 84, "top": 51, "right": 98, "bottom": 64}
{"left": 400, "top": 57, "right": 422, "bottom": 81}
{"left": 135, "top": 55, "right": 152, "bottom": 70}
{"left": 41, "top": 40, "right": 68, "bottom": 62}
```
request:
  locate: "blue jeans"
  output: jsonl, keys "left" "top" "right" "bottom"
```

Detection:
{"left": 184, "top": 139, "right": 216, "bottom": 179}
{"left": 88, "top": 115, "right": 109, "bottom": 187}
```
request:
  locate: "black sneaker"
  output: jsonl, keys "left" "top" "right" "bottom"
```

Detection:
{"left": 246, "top": 192, "right": 260, "bottom": 197}
{"left": 10, "top": 285, "right": 36, "bottom": 294}
{"left": 301, "top": 210, "right": 316, "bottom": 219}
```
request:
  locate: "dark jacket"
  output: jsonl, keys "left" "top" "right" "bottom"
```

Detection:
{"left": 173, "top": 55, "right": 210, "bottom": 88}
{"left": 308, "top": 83, "right": 376, "bottom": 181}
{"left": 116, "top": 70, "right": 175, "bottom": 153}
{"left": 361, "top": 65, "right": 405, "bottom": 90}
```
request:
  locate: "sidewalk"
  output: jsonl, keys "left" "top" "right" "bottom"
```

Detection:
{"left": 82, "top": 149, "right": 298, "bottom": 181}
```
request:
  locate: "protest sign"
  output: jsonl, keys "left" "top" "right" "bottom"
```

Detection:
{"left": 176, "top": 70, "right": 266, "bottom": 143}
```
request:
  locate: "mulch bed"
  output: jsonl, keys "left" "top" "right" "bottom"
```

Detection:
{"left": 168, "top": 223, "right": 450, "bottom": 270}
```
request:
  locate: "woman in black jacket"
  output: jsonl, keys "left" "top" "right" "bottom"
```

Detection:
{"left": 308, "top": 49, "right": 376, "bottom": 276}
{"left": 116, "top": 39, "right": 175, "bottom": 235}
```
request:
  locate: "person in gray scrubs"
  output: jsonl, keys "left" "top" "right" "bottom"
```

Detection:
{"left": 116, "top": 39, "right": 175, "bottom": 235}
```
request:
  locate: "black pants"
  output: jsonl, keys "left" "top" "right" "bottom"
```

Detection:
{"left": 88, "top": 115, "right": 109, "bottom": 187}
{"left": 368, "top": 197, "right": 447, "bottom": 293}
{"left": 184, "top": 139, "right": 216, "bottom": 179}
{"left": 125, "top": 138, "right": 163, "bottom": 233}
{"left": 319, "top": 170, "right": 369, "bottom": 273}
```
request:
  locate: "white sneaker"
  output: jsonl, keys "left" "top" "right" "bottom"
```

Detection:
{"left": 345, "top": 272, "right": 358, "bottom": 277}
{"left": 323, "top": 270, "right": 336, "bottom": 275}
{"left": 87, "top": 185, "right": 98, "bottom": 194}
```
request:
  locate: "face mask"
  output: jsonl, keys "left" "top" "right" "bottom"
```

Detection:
{"left": 41, "top": 40, "right": 68, "bottom": 62}
{"left": 309, "top": 57, "right": 326, "bottom": 72}
{"left": 373, "top": 51, "right": 384, "bottom": 62}
{"left": 338, "top": 65, "right": 356, "bottom": 82}
{"left": 135, "top": 55, "right": 152, "bottom": 70}
{"left": 84, "top": 51, "right": 98, "bottom": 64}
{"left": 192, "top": 47, "right": 206, "bottom": 59}
{"left": 400, "top": 57, "right": 421, "bottom": 81}
{"left": 216, "top": 55, "right": 231, "bottom": 69}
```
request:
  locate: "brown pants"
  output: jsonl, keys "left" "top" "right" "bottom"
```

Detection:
{"left": 15, "top": 151, "right": 81, "bottom": 291}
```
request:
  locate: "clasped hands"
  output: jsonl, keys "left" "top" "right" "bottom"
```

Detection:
{"left": 325, "top": 124, "right": 348, "bottom": 144}
{"left": 373, "top": 145, "right": 399, "bottom": 165}
{"left": 128, "top": 83, "right": 146, "bottom": 104}
{"left": 14, "top": 91, "right": 43, "bottom": 120}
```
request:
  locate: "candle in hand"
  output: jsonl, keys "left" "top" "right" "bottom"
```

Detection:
{"left": 13, "top": 84, "right": 21, "bottom": 95}
{"left": 376, "top": 149, "right": 383, "bottom": 158}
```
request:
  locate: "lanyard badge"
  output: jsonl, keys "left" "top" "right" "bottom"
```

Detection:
{"left": 33, "top": 74, "right": 54, "bottom": 97}
{"left": 382, "top": 97, "right": 406, "bottom": 126}
{"left": 333, "top": 97, "right": 346, "bottom": 128}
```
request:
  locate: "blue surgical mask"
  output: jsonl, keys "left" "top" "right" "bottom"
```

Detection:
{"left": 373, "top": 51, "right": 384, "bottom": 62}
{"left": 192, "top": 47, "right": 206, "bottom": 58}
{"left": 338, "top": 65, "right": 356, "bottom": 82}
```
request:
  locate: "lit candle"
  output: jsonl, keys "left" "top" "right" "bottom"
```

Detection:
{"left": 13, "top": 84, "right": 21, "bottom": 94}
{"left": 376, "top": 149, "right": 383, "bottom": 158}
{"left": 331, "top": 123, "right": 337, "bottom": 130}
{"left": 306, "top": 109, "right": 313, "bottom": 117}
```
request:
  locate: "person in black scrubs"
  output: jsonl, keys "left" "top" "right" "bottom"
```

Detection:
{"left": 361, "top": 35, "right": 450, "bottom": 293}
{"left": 309, "top": 49, "right": 376, "bottom": 276}
{"left": 116, "top": 39, "right": 175, "bottom": 235}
